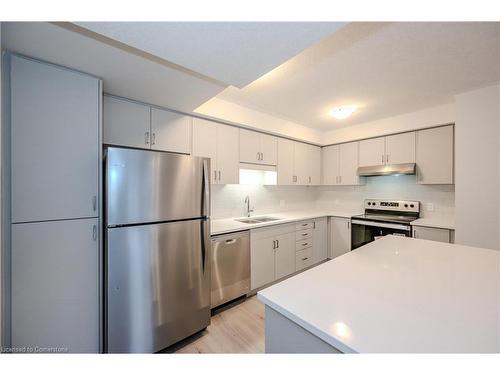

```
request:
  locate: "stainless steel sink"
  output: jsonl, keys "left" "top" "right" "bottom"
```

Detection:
{"left": 235, "top": 216, "right": 280, "bottom": 224}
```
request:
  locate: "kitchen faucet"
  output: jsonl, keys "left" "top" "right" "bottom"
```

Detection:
{"left": 244, "top": 195, "right": 254, "bottom": 217}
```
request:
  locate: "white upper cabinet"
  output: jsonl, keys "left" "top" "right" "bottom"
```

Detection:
{"left": 150, "top": 108, "right": 192, "bottom": 154}
{"left": 338, "top": 142, "right": 361, "bottom": 185}
{"left": 104, "top": 96, "right": 150, "bottom": 149}
{"left": 322, "top": 142, "right": 362, "bottom": 186}
{"left": 385, "top": 132, "right": 415, "bottom": 164}
{"left": 277, "top": 138, "right": 295, "bottom": 185}
{"left": 359, "top": 132, "right": 416, "bottom": 167}
{"left": 216, "top": 124, "right": 240, "bottom": 184}
{"left": 359, "top": 137, "right": 385, "bottom": 167}
{"left": 307, "top": 145, "right": 322, "bottom": 185}
{"left": 293, "top": 141, "right": 309, "bottom": 185}
{"left": 322, "top": 145, "right": 340, "bottom": 185}
{"left": 192, "top": 118, "right": 239, "bottom": 184}
{"left": 416, "top": 125, "right": 454, "bottom": 184}
{"left": 11, "top": 55, "right": 100, "bottom": 223}
{"left": 239, "top": 129, "right": 277, "bottom": 165}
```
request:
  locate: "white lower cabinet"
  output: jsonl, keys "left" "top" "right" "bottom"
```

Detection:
{"left": 312, "top": 217, "right": 328, "bottom": 264}
{"left": 329, "top": 217, "right": 352, "bottom": 259}
{"left": 412, "top": 225, "right": 453, "bottom": 243}
{"left": 251, "top": 224, "right": 296, "bottom": 290}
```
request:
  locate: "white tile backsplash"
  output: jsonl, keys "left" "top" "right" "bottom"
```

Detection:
{"left": 211, "top": 175, "right": 455, "bottom": 220}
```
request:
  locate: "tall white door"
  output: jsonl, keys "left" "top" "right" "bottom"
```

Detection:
{"left": 11, "top": 55, "right": 100, "bottom": 223}
{"left": 322, "top": 145, "right": 339, "bottom": 185}
{"left": 339, "top": 142, "right": 361, "bottom": 185}
{"left": 307, "top": 145, "right": 322, "bottom": 185}
{"left": 277, "top": 138, "right": 295, "bottom": 185}
{"left": 274, "top": 232, "right": 296, "bottom": 279}
{"left": 216, "top": 124, "right": 240, "bottom": 184}
{"left": 385, "top": 132, "right": 415, "bottom": 164}
{"left": 250, "top": 236, "right": 276, "bottom": 290}
{"left": 150, "top": 108, "right": 192, "bottom": 154}
{"left": 103, "top": 96, "right": 150, "bottom": 149}
{"left": 359, "top": 137, "right": 385, "bottom": 167}
{"left": 260, "top": 133, "right": 278, "bottom": 165}
{"left": 312, "top": 217, "right": 328, "bottom": 264}
{"left": 192, "top": 118, "right": 218, "bottom": 183}
{"left": 239, "top": 129, "right": 261, "bottom": 164}
{"left": 11, "top": 218, "right": 99, "bottom": 353}
{"left": 330, "top": 217, "right": 351, "bottom": 259}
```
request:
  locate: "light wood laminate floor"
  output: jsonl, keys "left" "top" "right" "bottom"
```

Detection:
{"left": 172, "top": 296, "right": 265, "bottom": 353}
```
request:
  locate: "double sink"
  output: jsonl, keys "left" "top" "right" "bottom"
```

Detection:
{"left": 235, "top": 216, "right": 281, "bottom": 224}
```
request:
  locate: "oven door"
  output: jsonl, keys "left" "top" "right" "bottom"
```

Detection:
{"left": 351, "top": 219, "right": 411, "bottom": 250}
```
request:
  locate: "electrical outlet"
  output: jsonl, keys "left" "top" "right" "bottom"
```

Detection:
{"left": 279, "top": 200, "right": 285, "bottom": 207}
{"left": 426, "top": 203, "right": 435, "bottom": 212}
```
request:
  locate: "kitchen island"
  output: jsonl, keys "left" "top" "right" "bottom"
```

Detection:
{"left": 257, "top": 236, "right": 500, "bottom": 353}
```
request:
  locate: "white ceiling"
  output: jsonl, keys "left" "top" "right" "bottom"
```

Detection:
{"left": 74, "top": 22, "right": 345, "bottom": 88}
{"left": 216, "top": 22, "right": 500, "bottom": 130}
{"left": 1, "top": 22, "right": 227, "bottom": 112}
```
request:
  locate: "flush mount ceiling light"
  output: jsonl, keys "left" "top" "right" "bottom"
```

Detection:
{"left": 329, "top": 106, "right": 357, "bottom": 119}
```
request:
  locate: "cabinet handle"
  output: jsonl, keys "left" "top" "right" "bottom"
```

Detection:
{"left": 218, "top": 171, "right": 221, "bottom": 181}
{"left": 308, "top": 176, "right": 311, "bottom": 183}
{"left": 92, "top": 225, "right": 97, "bottom": 241}
{"left": 256, "top": 152, "right": 260, "bottom": 161}
{"left": 302, "top": 257, "right": 309, "bottom": 261}
{"left": 413, "top": 229, "right": 417, "bottom": 238}
{"left": 302, "top": 223, "right": 308, "bottom": 227}
{"left": 293, "top": 175, "right": 297, "bottom": 183}
{"left": 262, "top": 152, "right": 264, "bottom": 161}
{"left": 151, "top": 132, "right": 156, "bottom": 145}
{"left": 214, "top": 170, "right": 217, "bottom": 181}
{"left": 272, "top": 240, "right": 276, "bottom": 249}
{"left": 92, "top": 196, "right": 97, "bottom": 212}
{"left": 339, "top": 176, "right": 342, "bottom": 184}
{"left": 276, "top": 239, "right": 279, "bottom": 248}
{"left": 382, "top": 154, "right": 384, "bottom": 163}
{"left": 302, "top": 233, "right": 307, "bottom": 236}
{"left": 302, "top": 243, "right": 308, "bottom": 246}
{"left": 386, "top": 154, "right": 389, "bottom": 163}
{"left": 145, "top": 131, "right": 150, "bottom": 145}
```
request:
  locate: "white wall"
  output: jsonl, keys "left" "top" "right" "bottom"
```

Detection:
{"left": 211, "top": 184, "right": 318, "bottom": 219}
{"left": 316, "top": 175, "right": 455, "bottom": 219}
{"left": 195, "top": 97, "right": 324, "bottom": 144}
{"left": 323, "top": 103, "right": 455, "bottom": 145}
{"left": 455, "top": 84, "right": 500, "bottom": 250}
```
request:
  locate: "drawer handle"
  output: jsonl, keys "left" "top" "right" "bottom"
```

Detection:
{"left": 225, "top": 239, "right": 237, "bottom": 244}
{"left": 302, "top": 233, "right": 308, "bottom": 236}
{"left": 302, "top": 223, "right": 308, "bottom": 227}
{"left": 302, "top": 257, "right": 308, "bottom": 261}
{"left": 302, "top": 243, "right": 308, "bottom": 246}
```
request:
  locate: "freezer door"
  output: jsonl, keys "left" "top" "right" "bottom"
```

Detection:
{"left": 107, "top": 219, "right": 211, "bottom": 353}
{"left": 106, "top": 147, "right": 210, "bottom": 226}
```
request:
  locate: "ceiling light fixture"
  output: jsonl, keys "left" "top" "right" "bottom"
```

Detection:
{"left": 329, "top": 106, "right": 357, "bottom": 119}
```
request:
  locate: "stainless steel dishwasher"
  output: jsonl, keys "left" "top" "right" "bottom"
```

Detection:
{"left": 210, "top": 231, "right": 250, "bottom": 308}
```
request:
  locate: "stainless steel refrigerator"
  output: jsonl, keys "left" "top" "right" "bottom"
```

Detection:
{"left": 105, "top": 147, "right": 211, "bottom": 353}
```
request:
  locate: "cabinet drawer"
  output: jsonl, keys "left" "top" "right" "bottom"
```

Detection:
{"left": 295, "top": 248, "right": 313, "bottom": 271}
{"left": 251, "top": 224, "right": 295, "bottom": 241}
{"left": 295, "top": 221, "right": 314, "bottom": 230}
{"left": 295, "top": 238, "right": 313, "bottom": 251}
{"left": 295, "top": 229, "right": 313, "bottom": 241}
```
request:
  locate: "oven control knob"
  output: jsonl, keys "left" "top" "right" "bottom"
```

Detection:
{"left": 404, "top": 204, "right": 408, "bottom": 208}
{"left": 410, "top": 204, "right": 414, "bottom": 208}
{"left": 367, "top": 202, "right": 371, "bottom": 206}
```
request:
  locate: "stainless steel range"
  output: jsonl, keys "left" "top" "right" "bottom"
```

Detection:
{"left": 351, "top": 199, "right": 420, "bottom": 250}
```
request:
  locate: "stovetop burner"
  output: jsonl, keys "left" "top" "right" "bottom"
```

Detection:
{"left": 352, "top": 199, "right": 420, "bottom": 224}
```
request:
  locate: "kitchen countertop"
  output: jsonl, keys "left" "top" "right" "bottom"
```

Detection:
{"left": 411, "top": 217, "right": 455, "bottom": 230}
{"left": 210, "top": 209, "right": 361, "bottom": 236}
{"left": 257, "top": 236, "right": 500, "bottom": 353}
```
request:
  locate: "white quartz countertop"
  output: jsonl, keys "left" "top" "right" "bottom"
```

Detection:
{"left": 411, "top": 217, "right": 455, "bottom": 230}
{"left": 210, "top": 209, "right": 361, "bottom": 236}
{"left": 258, "top": 236, "right": 500, "bottom": 353}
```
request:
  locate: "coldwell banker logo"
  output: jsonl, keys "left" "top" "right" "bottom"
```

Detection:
{"left": 1, "top": 346, "right": 69, "bottom": 353}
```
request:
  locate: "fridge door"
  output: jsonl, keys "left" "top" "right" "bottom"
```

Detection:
{"left": 106, "top": 147, "right": 210, "bottom": 226}
{"left": 106, "top": 218, "right": 210, "bottom": 353}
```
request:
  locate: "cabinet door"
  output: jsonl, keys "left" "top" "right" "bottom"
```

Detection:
{"left": 312, "top": 217, "right": 328, "bottom": 264}
{"left": 239, "top": 129, "right": 261, "bottom": 164}
{"left": 293, "top": 141, "right": 309, "bottom": 185}
{"left": 413, "top": 226, "right": 451, "bottom": 243}
{"left": 339, "top": 141, "right": 361, "bottom": 185}
{"left": 277, "top": 138, "right": 295, "bottom": 185}
{"left": 416, "top": 125, "right": 454, "bottom": 184}
{"left": 103, "top": 96, "right": 150, "bottom": 149}
{"left": 330, "top": 217, "right": 351, "bottom": 259}
{"left": 322, "top": 145, "right": 339, "bottom": 185}
{"left": 250, "top": 236, "right": 276, "bottom": 290}
{"left": 260, "top": 133, "right": 278, "bottom": 165}
{"left": 385, "top": 132, "right": 415, "bottom": 164}
{"left": 216, "top": 124, "right": 240, "bottom": 184}
{"left": 274, "top": 232, "right": 296, "bottom": 279}
{"left": 307, "top": 145, "right": 322, "bottom": 185}
{"left": 150, "top": 108, "right": 191, "bottom": 154}
{"left": 359, "top": 137, "right": 385, "bottom": 167}
{"left": 11, "top": 56, "right": 99, "bottom": 223}
{"left": 192, "top": 118, "right": 218, "bottom": 183}
{"left": 11, "top": 218, "right": 99, "bottom": 353}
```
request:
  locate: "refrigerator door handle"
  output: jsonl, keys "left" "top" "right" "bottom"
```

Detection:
{"left": 202, "top": 159, "right": 210, "bottom": 218}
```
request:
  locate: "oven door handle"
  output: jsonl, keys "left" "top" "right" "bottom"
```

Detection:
{"left": 351, "top": 219, "right": 411, "bottom": 231}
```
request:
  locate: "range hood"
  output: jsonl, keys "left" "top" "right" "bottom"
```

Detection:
{"left": 357, "top": 163, "right": 416, "bottom": 177}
